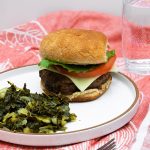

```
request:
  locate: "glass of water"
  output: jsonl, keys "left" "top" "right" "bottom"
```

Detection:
{"left": 122, "top": 0, "right": 150, "bottom": 75}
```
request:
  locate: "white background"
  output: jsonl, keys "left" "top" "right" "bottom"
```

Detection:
{"left": 0, "top": 0, "right": 122, "bottom": 30}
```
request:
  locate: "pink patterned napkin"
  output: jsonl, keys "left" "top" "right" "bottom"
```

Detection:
{"left": 0, "top": 11, "right": 150, "bottom": 150}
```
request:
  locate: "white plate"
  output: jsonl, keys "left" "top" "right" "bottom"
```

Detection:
{"left": 0, "top": 65, "right": 139, "bottom": 146}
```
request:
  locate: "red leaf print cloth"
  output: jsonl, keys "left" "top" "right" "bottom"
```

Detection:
{"left": 0, "top": 11, "right": 150, "bottom": 150}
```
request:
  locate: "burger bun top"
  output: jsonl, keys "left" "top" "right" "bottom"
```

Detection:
{"left": 40, "top": 29, "right": 107, "bottom": 65}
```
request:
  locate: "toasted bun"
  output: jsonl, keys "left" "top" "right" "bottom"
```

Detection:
{"left": 40, "top": 29, "right": 107, "bottom": 65}
{"left": 40, "top": 76, "right": 112, "bottom": 102}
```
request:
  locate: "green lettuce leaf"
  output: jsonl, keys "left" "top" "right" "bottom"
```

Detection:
{"left": 38, "top": 50, "right": 115, "bottom": 73}
{"left": 106, "top": 50, "right": 115, "bottom": 60}
{"left": 38, "top": 60, "right": 96, "bottom": 73}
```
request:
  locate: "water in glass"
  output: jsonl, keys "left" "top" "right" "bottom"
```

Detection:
{"left": 122, "top": 0, "right": 150, "bottom": 75}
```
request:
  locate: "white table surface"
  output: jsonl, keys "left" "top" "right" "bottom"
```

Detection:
{"left": 0, "top": 0, "right": 122, "bottom": 30}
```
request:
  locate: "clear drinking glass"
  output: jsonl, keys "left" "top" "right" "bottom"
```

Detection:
{"left": 122, "top": 0, "right": 150, "bottom": 75}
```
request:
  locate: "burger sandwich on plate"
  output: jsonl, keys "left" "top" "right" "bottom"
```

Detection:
{"left": 38, "top": 29, "right": 117, "bottom": 102}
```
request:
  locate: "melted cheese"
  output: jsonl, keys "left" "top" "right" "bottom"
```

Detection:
{"left": 66, "top": 64, "right": 118, "bottom": 91}
{"left": 67, "top": 75, "right": 99, "bottom": 91}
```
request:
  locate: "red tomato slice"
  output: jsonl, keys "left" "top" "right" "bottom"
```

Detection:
{"left": 55, "top": 55, "right": 116, "bottom": 78}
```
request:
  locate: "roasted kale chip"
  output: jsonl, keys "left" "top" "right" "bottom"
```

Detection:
{"left": 0, "top": 82, "right": 76, "bottom": 134}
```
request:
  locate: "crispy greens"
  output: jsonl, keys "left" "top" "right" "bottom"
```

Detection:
{"left": 0, "top": 82, "right": 76, "bottom": 134}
